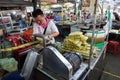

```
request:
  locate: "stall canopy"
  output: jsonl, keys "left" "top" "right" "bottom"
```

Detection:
{"left": 0, "top": 0, "right": 32, "bottom": 7}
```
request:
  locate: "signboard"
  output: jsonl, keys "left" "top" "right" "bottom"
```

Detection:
{"left": 26, "top": 6, "right": 34, "bottom": 12}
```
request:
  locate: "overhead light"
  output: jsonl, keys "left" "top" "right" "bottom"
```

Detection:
{"left": 51, "top": 4, "right": 62, "bottom": 8}
{"left": 12, "top": 11, "right": 16, "bottom": 15}
{"left": 37, "top": 4, "right": 39, "bottom": 7}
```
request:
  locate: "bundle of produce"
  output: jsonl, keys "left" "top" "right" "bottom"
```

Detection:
{"left": 63, "top": 32, "right": 98, "bottom": 59}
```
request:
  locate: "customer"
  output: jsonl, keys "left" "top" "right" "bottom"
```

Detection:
{"left": 27, "top": 13, "right": 33, "bottom": 26}
{"left": 17, "top": 15, "right": 26, "bottom": 28}
{"left": 54, "top": 13, "right": 61, "bottom": 21}
{"left": 32, "top": 9, "right": 59, "bottom": 44}
{"left": 71, "top": 13, "right": 77, "bottom": 21}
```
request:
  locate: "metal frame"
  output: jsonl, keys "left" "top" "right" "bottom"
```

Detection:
{"left": 0, "top": 12, "right": 13, "bottom": 34}
{"left": 48, "top": 46, "right": 73, "bottom": 79}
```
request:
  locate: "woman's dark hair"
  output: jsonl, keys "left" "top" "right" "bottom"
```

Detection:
{"left": 74, "top": 13, "right": 76, "bottom": 15}
{"left": 27, "top": 13, "right": 32, "bottom": 17}
{"left": 32, "top": 9, "right": 44, "bottom": 18}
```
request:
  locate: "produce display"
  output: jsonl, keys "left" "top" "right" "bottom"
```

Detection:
{"left": 62, "top": 32, "right": 98, "bottom": 59}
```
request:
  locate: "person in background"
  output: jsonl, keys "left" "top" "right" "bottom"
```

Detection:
{"left": 32, "top": 9, "right": 59, "bottom": 44}
{"left": 86, "top": 13, "right": 91, "bottom": 19}
{"left": 63, "top": 11, "right": 67, "bottom": 20}
{"left": 83, "top": 12, "right": 87, "bottom": 21}
{"left": 49, "top": 13, "right": 54, "bottom": 19}
{"left": 54, "top": 13, "right": 61, "bottom": 21}
{"left": 27, "top": 13, "right": 33, "bottom": 26}
{"left": 17, "top": 15, "right": 26, "bottom": 28}
{"left": 71, "top": 13, "right": 77, "bottom": 21}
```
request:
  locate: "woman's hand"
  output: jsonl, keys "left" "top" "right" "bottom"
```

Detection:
{"left": 44, "top": 35, "right": 51, "bottom": 40}
{"left": 48, "top": 32, "right": 59, "bottom": 39}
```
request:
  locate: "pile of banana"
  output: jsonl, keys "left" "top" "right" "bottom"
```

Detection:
{"left": 62, "top": 32, "right": 98, "bottom": 59}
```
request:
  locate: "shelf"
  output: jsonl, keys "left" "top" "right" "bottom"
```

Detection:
{"left": 71, "top": 25, "right": 80, "bottom": 32}
{"left": 35, "top": 62, "right": 88, "bottom": 80}
{"left": 2, "top": 22, "right": 11, "bottom": 24}
{"left": 0, "top": 15, "right": 13, "bottom": 33}
{"left": 36, "top": 67, "right": 57, "bottom": 80}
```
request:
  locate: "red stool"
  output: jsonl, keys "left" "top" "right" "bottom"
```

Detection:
{"left": 106, "top": 41, "right": 119, "bottom": 55}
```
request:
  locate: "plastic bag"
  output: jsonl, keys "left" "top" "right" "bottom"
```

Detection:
{"left": 0, "top": 58, "right": 18, "bottom": 72}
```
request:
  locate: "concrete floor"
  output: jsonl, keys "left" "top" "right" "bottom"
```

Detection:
{"left": 88, "top": 47, "right": 120, "bottom": 80}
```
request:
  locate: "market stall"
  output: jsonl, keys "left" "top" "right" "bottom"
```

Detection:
{"left": 0, "top": 0, "right": 111, "bottom": 80}
{"left": 0, "top": 0, "right": 33, "bottom": 78}
{"left": 18, "top": 31, "right": 107, "bottom": 80}
{"left": 22, "top": 0, "right": 108, "bottom": 80}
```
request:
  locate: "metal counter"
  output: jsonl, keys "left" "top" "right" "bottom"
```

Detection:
{"left": 35, "top": 42, "right": 107, "bottom": 80}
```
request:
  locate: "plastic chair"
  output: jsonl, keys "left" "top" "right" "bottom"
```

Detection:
{"left": 106, "top": 40, "right": 119, "bottom": 55}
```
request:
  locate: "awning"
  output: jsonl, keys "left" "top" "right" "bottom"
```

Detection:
{"left": 0, "top": 0, "right": 32, "bottom": 7}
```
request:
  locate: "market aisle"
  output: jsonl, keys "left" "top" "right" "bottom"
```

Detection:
{"left": 99, "top": 52, "right": 120, "bottom": 80}
{"left": 88, "top": 46, "right": 120, "bottom": 80}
